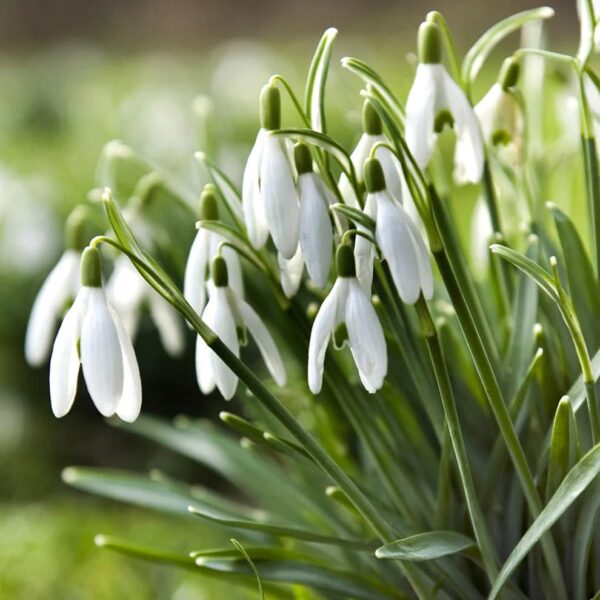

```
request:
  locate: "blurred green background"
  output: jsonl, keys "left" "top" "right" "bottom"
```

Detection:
{"left": 0, "top": 1, "right": 580, "bottom": 598}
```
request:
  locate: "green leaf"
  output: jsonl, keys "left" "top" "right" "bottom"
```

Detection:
{"left": 196, "top": 558, "right": 397, "bottom": 600}
{"left": 304, "top": 28, "right": 338, "bottom": 133}
{"left": 188, "top": 505, "right": 373, "bottom": 550}
{"left": 462, "top": 7, "right": 555, "bottom": 89}
{"left": 230, "top": 539, "right": 265, "bottom": 600}
{"left": 375, "top": 531, "right": 475, "bottom": 561}
{"left": 489, "top": 443, "right": 600, "bottom": 599}
{"left": 545, "top": 397, "right": 572, "bottom": 500}
{"left": 549, "top": 202, "right": 600, "bottom": 349}
{"left": 330, "top": 203, "right": 375, "bottom": 231}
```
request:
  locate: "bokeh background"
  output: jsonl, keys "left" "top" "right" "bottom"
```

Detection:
{"left": 0, "top": 1, "right": 580, "bottom": 598}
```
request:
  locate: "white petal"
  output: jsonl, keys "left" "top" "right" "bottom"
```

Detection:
{"left": 350, "top": 133, "right": 375, "bottom": 179}
{"left": 278, "top": 247, "right": 304, "bottom": 298}
{"left": 242, "top": 129, "right": 269, "bottom": 248}
{"left": 195, "top": 334, "right": 215, "bottom": 395}
{"left": 235, "top": 296, "right": 286, "bottom": 386}
{"left": 337, "top": 172, "right": 361, "bottom": 208}
{"left": 25, "top": 250, "right": 80, "bottom": 367}
{"left": 345, "top": 279, "right": 387, "bottom": 393}
{"left": 49, "top": 288, "right": 88, "bottom": 418}
{"left": 402, "top": 205, "right": 434, "bottom": 300}
{"left": 470, "top": 196, "right": 493, "bottom": 275}
{"left": 375, "top": 192, "right": 421, "bottom": 304}
{"left": 204, "top": 288, "right": 239, "bottom": 400}
{"left": 106, "top": 256, "right": 146, "bottom": 314}
{"left": 307, "top": 279, "right": 346, "bottom": 393}
{"left": 442, "top": 68, "right": 484, "bottom": 183}
{"left": 405, "top": 64, "right": 438, "bottom": 169}
{"left": 149, "top": 293, "right": 185, "bottom": 357}
{"left": 260, "top": 135, "right": 299, "bottom": 259}
{"left": 80, "top": 288, "right": 124, "bottom": 416}
{"left": 298, "top": 173, "right": 333, "bottom": 287}
{"left": 354, "top": 193, "right": 377, "bottom": 294}
{"left": 110, "top": 308, "right": 142, "bottom": 423}
{"left": 372, "top": 136, "right": 405, "bottom": 203}
{"left": 222, "top": 244, "right": 244, "bottom": 299}
{"left": 183, "top": 229, "right": 210, "bottom": 317}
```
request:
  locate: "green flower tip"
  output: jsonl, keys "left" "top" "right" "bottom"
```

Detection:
{"left": 64, "top": 208, "right": 88, "bottom": 252}
{"left": 364, "top": 157, "right": 386, "bottom": 193}
{"left": 212, "top": 255, "right": 229, "bottom": 287}
{"left": 135, "top": 172, "right": 163, "bottom": 208}
{"left": 336, "top": 243, "right": 356, "bottom": 278}
{"left": 200, "top": 184, "right": 219, "bottom": 220}
{"left": 80, "top": 246, "right": 102, "bottom": 288}
{"left": 418, "top": 22, "right": 442, "bottom": 64}
{"left": 362, "top": 100, "right": 382, "bottom": 135}
{"left": 294, "top": 142, "right": 313, "bottom": 175}
{"left": 260, "top": 83, "right": 281, "bottom": 131}
{"left": 498, "top": 57, "right": 520, "bottom": 91}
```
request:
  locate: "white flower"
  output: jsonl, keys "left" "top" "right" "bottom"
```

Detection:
{"left": 278, "top": 247, "right": 304, "bottom": 298}
{"left": 242, "top": 84, "right": 299, "bottom": 259}
{"left": 107, "top": 256, "right": 185, "bottom": 358}
{"left": 405, "top": 22, "right": 484, "bottom": 184}
{"left": 355, "top": 159, "right": 434, "bottom": 303}
{"left": 338, "top": 100, "right": 406, "bottom": 208}
{"left": 295, "top": 142, "right": 333, "bottom": 288}
{"left": 196, "top": 257, "right": 286, "bottom": 400}
{"left": 184, "top": 185, "right": 243, "bottom": 316}
{"left": 308, "top": 244, "right": 387, "bottom": 394}
{"left": 49, "top": 248, "right": 141, "bottom": 422}
{"left": 470, "top": 196, "right": 493, "bottom": 275}
{"left": 25, "top": 249, "right": 81, "bottom": 367}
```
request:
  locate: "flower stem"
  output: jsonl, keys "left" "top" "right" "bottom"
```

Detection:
{"left": 414, "top": 295, "right": 499, "bottom": 583}
{"left": 581, "top": 135, "right": 600, "bottom": 280}
{"left": 432, "top": 247, "right": 568, "bottom": 599}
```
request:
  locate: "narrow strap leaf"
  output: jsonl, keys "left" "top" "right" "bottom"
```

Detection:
{"left": 375, "top": 531, "right": 475, "bottom": 561}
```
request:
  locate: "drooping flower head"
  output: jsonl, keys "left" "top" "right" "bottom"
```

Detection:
{"left": 405, "top": 21, "right": 484, "bottom": 183}
{"left": 49, "top": 247, "right": 142, "bottom": 422}
{"left": 242, "top": 83, "right": 299, "bottom": 259}
{"left": 339, "top": 99, "right": 407, "bottom": 208}
{"left": 475, "top": 57, "right": 523, "bottom": 162}
{"left": 308, "top": 243, "right": 387, "bottom": 394}
{"left": 183, "top": 184, "right": 243, "bottom": 315}
{"left": 196, "top": 256, "right": 286, "bottom": 400}
{"left": 25, "top": 208, "right": 88, "bottom": 367}
{"left": 355, "top": 158, "right": 434, "bottom": 302}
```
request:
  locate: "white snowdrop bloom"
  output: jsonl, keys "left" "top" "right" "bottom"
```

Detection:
{"left": 405, "top": 22, "right": 484, "bottom": 184}
{"left": 475, "top": 59, "right": 523, "bottom": 162}
{"left": 470, "top": 196, "right": 493, "bottom": 275}
{"left": 338, "top": 100, "right": 406, "bottom": 208}
{"left": 196, "top": 257, "right": 286, "bottom": 400}
{"left": 577, "top": 0, "right": 600, "bottom": 60}
{"left": 308, "top": 244, "right": 387, "bottom": 394}
{"left": 25, "top": 210, "right": 87, "bottom": 367}
{"left": 107, "top": 255, "right": 185, "bottom": 358}
{"left": 183, "top": 184, "right": 243, "bottom": 316}
{"left": 355, "top": 159, "right": 434, "bottom": 303}
{"left": 295, "top": 142, "right": 333, "bottom": 288}
{"left": 242, "top": 84, "right": 299, "bottom": 259}
{"left": 49, "top": 247, "right": 141, "bottom": 422}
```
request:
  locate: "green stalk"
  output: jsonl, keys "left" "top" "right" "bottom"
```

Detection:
{"left": 482, "top": 159, "right": 503, "bottom": 235}
{"left": 415, "top": 296, "right": 499, "bottom": 583}
{"left": 178, "top": 303, "right": 433, "bottom": 598}
{"left": 432, "top": 248, "right": 568, "bottom": 599}
{"left": 581, "top": 135, "right": 600, "bottom": 281}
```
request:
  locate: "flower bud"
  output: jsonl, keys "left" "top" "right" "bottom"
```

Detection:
{"left": 362, "top": 100, "right": 383, "bottom": 135}
{"left": 294, "top": 142, "right": 313, "bottom": 175}
{"left": 260, "top": 84, "right": 281, "bottom": 131}
{"left": 64, "top": 209, "right": 88, "bottom": 252}
{"left": 211, "top": 255, "right": 229, "bottom": 287}
{"left": 498, "top": 57, "right": 520, "bottom": 92}
{"left": 364, "top": 158, "right": 386, "bottom": 193}
{"left": 199, "top": 184, "right": 219, "bottom": 220}
{"left": 418, "top": 22, "right": 442, "bottom": 64}
{"left": 336, "top": 244, "right": 356, "bottom": 278}
{"left": 80, "top": 247, "right": 102, "bottom": 288}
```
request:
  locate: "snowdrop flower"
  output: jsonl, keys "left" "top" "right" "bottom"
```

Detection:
{"left": 355, "top": 158, "right": 433, "bottom": 303}
{"left": 278, "top": 247, "right": 304, "bottom": 298}
{"left": 242, "top": 83, "right": 299, "bottom": 259}
{"left": 183, "top": 184, "right": 243, "bottom": 315}
{"left": 470, "top": 196, "right": 493, "bottom": 275}
{"left": 196, "top": 256, "right": 286, "bottom": 400}
{"left": 107, "top": 255, "right": 185, "bottom": 358}
{"left": 25, "top": 210, "right": 86, "bottom": 367}
{"left": 405, "top": 21, "right": 484, "bottom": 184}
{"left": 294, "top": 142, "right": 333, "bottom": 287}
{"left": 308, "top": 243, "right": 387, "bottom": 394}
{"left": 475, "top": 58, "right": 523, "bottom": 162}
{"left": 338, "top": 100, "right": 406, "bottom": 208}
{"left": 49, "top": 247, "right": 142, "bottom": 422}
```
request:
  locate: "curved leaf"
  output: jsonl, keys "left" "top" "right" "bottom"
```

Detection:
{"left": 545, "top": 397, "right": 572, "bottom": 500}
{"left": 489, "top": 443, "right": 600, "bottom": 599}
{"left": 330, "top": 203, "right": 375, "bottom": 231}
{"left": 375, "top": 531, "right": 475, "bottom": 561}
{"left": 462, "top": 7, "right": 555, "bottom": 88}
